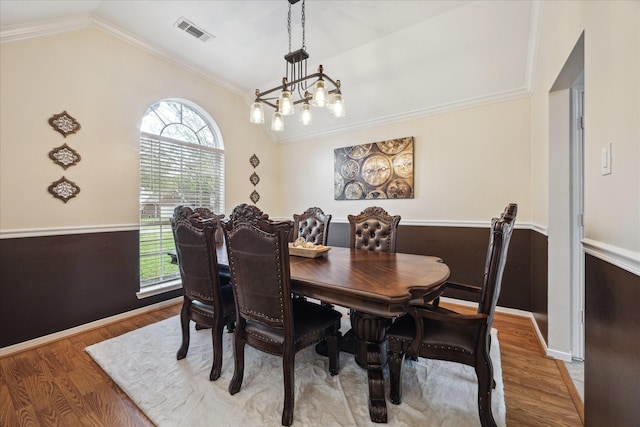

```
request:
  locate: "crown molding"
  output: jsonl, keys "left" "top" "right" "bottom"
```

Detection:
{"left": 276, "top": 87, "right": 532, "bottom": 144}
{"left": 90, "top": 17, "right": 245, "bottom": 97}
{"left": 0, "top": 14, "right": 94, "bottom": 42}
{"left": 0, "top": 14, "right": 245, "bottom": 97}
{"left": 524, "top": 0, "right": 543, "bottom": 91}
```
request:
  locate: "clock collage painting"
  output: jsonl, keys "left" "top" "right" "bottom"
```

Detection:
{"left": 334, "top": 136, "right": 414, "bottom": 200}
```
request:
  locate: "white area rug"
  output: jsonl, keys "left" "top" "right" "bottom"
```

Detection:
{"left": 86, "top": 316, "right": 505, "bottom": 427}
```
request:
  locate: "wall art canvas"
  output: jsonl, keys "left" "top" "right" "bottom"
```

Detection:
{"left": 334, "top": 136, "right": 414, "bottom": 200}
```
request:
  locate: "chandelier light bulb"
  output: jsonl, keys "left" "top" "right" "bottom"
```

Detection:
{"left": 271, "top": 110, "right": 284, "bottom": 131}
{"left": 299, "top": 102, "right": 313, "bottom": 125}
{"left": 249, "top": 101, "right": 265, "bottom": 124}
{"left": 247, "top": 1, "right": 344, "bottom": 129}
{"left": 279, "top": 90, "right": 294, "bottom": 116}
{"left": 330, "top": 93, "right": 345, "bottom": 117}
{"left": 312, "top": 79, "right": 327, "bottom": 107}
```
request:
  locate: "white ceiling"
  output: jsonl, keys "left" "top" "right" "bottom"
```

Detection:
{"left": 0, "top": 0, "right": 535, "bottom": 143}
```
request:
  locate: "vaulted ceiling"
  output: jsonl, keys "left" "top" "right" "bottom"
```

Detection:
{"left": 0, "top": 0, "right": 536, "bottom": 143}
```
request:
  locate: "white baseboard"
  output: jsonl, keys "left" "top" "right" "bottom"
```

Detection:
{"left": 441, "top": 297, "right": 572, "bottom": 361}
{"left": 547, "top": 348, "right": 573, "bottom": 362}
{"left": 0, "top": 297, "right": 182, "bottom": 357}
{"left": 440, "top": 296, "right": 532, "bottom": 318}
{"left": 2, "top": 295, "right": 571, "bottom": 363}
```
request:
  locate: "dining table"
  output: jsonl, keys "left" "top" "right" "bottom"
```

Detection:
{"left": 216, "top": 244, "right": 450, "bottom": 424}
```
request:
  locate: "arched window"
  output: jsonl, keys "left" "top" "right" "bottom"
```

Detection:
{"left": 139, "top": 99, "right": 224, "bottom": 290}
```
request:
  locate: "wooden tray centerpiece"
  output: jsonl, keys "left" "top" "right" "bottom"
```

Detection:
{"left": 288, "top": 238, "right": 332, "bottom": 258}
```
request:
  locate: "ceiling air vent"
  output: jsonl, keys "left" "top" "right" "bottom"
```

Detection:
{"left": 175, "top": 18, "right": 214, "bottom": 42}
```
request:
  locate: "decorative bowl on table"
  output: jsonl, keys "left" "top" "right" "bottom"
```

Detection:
{"left": 288, "top": 238, "right": 332, "bottom": 258}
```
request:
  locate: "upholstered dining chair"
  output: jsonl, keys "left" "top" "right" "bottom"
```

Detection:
{"left": 170, "top": 206, "right": 236, "bottom": 381}
{"left": 386, "top": 203, "right": 517, "bottom": 427}
{"left": 347, "top": 206, "right": 401, "bottom": 252}
{"left": 292, "top": 206, "right": 332, "bottom": 246}
{"left": 222, "top": 204, "right": 342, "bottom": 426}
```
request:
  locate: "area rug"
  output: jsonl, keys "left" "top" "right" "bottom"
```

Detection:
{"left": 86, "top": 316, "right": 506, "bottom": 427}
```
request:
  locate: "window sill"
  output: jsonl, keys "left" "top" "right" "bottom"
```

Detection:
{"left": 137, "top": 279, "right": 182, "bottom": 299}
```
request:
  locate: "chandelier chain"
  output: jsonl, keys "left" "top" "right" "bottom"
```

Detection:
{"left": 301, "top": 0, "right": 306, "bottom": 50}
{"left": 287, "top": 2, "right": 292, "bottom": 53}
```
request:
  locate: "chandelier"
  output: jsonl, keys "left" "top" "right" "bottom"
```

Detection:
{"left": 249, "top": 0, "right": 345, "bottom": 131}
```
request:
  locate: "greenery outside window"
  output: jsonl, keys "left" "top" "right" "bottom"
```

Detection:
{"left": 139, "top": 99, "right": 224, "bottom": 290}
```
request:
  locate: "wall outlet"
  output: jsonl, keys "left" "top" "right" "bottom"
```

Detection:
{"left": 601, "top": 142, "right": 612, "bottom": 175}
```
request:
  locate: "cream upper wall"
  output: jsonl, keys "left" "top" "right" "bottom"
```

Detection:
{"left": 529, "top": 0, "right": 640, "bottom": 357}
{"left": 276, "top": 97, "right": 532, "bottom": 225}
{"left": 0, "top": 28, "right": 277, "bottom": 232}
{"left": 531, "top": 0, "right": 640, "bottom": 253}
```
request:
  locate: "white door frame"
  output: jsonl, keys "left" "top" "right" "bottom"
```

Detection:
{"left": 570, "top": 82, "right": 585, "bottom": 360}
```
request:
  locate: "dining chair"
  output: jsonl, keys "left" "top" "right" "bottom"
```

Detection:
{"left": 292, "top": 206, "right": 332, "bottom": 245}
{"left": 170, "top": 206, "right": 236, "bottom": 381}
{"left": 347, "top": 206, "right": 401, "bottom": 252}
{"left": 222, "top": 203, "right": 342, "bottom": 426}
{"left": 386, "top": 203, "right": 518, "bottom": 427}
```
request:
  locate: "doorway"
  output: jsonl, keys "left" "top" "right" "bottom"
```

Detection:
{"left": 547, "top": 32, "right": 584, "bottom": 362}
{"left": 570, "top": 77, "right": 585, "bottom": 360}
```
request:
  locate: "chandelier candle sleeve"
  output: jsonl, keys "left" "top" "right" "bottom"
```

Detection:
{"left": 249, "top": 0, "right": 344, "bottom": 131}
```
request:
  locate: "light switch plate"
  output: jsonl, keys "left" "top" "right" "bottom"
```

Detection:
{"left": 601, "top": 143, "right": 612, "bottom": 175}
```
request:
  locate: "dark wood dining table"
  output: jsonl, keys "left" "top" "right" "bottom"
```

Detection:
{"left": 216, "top": 245, "right": 450, "bottom": 423}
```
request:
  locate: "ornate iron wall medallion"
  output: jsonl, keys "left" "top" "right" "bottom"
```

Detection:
{"left": 249, "top": 154, "right": 260, "bottom": 168}
{"left": 49, "top": 143, "right": 81, "bottom": 169}
{"left": 334, "top": 136, "right": 414, "bottom": 200}
{"left": 250, "top": 172, "right": 260, "bottom": 186}
{"left": 249, "top": 154, "right": 261, "bottom": 204}
{"left": 48, "top": 111, "right": 81, "bottom": 138}
{"left": 48, "top": 176, "right": 81, "bottom": 203}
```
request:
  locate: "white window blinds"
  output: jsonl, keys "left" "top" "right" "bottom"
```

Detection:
{"left": 139, "top": 122, "right": 225, "bottom": 288}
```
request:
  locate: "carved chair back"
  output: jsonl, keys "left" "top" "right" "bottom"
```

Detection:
{"left": 292, "top": 206, "right": 332, "bottom": 245}
{"left": 347, "top": 206, "right": 401, "bottom": 253}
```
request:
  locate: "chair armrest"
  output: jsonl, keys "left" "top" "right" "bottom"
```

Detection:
{"left": 410, "top": 304, "right": 488, "bottom": 326}
{"left": 443, "top": 281, "right": 482, "bottom": 294}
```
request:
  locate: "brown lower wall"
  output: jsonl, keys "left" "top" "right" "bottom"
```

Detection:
{"left": 584, "top": 255, "right": 640, "bottom": 426}
{"left": 0, "top": 224, "right": 544, "bottom": 348}
{"left": 0, "top": 231, "right": 182, "bottom": 348}
{"left": 329, "top": 223, "right": 534, "bottom": 311}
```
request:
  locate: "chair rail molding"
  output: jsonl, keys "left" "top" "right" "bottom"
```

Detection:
{"left": 0, "top": 224, "right": 140, "bottom": 239}
{"left": 582, "top": 238, "right": 640, "bottom": 276}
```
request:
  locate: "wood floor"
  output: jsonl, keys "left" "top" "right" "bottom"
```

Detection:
{"left": 0, "top": 302, "right": 583, "bottom": 426}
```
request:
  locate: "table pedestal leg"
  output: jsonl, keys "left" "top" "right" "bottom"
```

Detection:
{"left": 350, "top": 311, "right": 392, "bottom": 423}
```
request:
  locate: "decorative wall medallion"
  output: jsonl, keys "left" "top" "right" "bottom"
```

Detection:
{"left": 334, "top": 136, "right": 414, "bottom": 200}
{"left": 250, "top": 190, "right": 260, "bottom": 204}
{"left": 48, "top": 111, "right": 81, "bottom": 138}
{"left": 249, "top": 154, "right": 260, "bottom": 168}
{"left": 250, "top": 172, "right": 260, "bottom": 186}
{"left": 49, "top": 143, "right": 81, "bottom": 169}
{"left": 48, "top": 176, "right": 80, "bottom": 203}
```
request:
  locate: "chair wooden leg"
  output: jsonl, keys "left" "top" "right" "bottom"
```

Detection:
{"left": 476, "top": 350, "right": 496, "bottom": 427}
{"left": 228, "top": 333, "right": 245, "bottom": 395}
{"left": 176, "top": 299, "right": 191, "bottom": 360}
{"left": 327, "top": 330, "right": 340, "bottom": 375}
{"left": 225, "top": 316, "right": 236, "bottom": 333}
{"left": 387, "top": 346, "right": 405, "bottom": 405}
{"left": 209, "top": 319, "right": 223, "bottom": 381}
{"left": 282, "top": 352, "right": 295, "bottom": 426}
